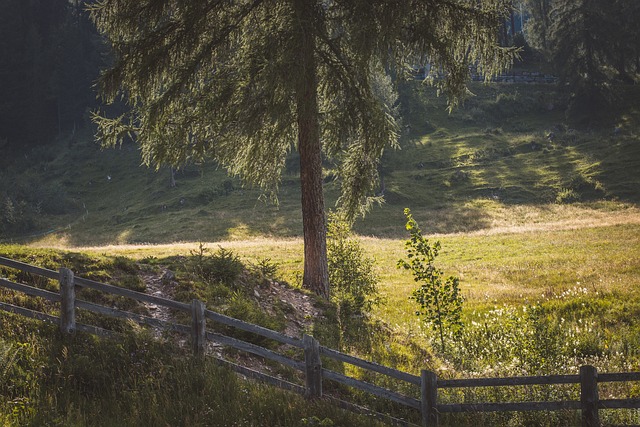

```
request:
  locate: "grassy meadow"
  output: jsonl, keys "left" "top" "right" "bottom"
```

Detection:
{"left": 3, "top": 81, "right": 639, "bottom": 245}
{"left": 1, "top": 81, "right": 640, "bottom": 425}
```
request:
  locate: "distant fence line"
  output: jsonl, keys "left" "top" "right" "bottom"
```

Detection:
{"left": 412, "top": 67, "right": 558, "bottom": 85}
{"left": 472, "top": 72, "right": 558, "bottom": 84}
{"left": 1, "top": 256, "right": 639, "bottom": 427}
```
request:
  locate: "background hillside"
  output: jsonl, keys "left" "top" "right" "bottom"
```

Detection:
{"left": 1, "top": 81, "right": 639, "bottom": 245}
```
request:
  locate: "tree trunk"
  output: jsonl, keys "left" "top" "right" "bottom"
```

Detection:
{"left": 293, "top": 0, "right": 330, "bottom": 299}
{"left": 510, "top": 9, "right": 516, "bottom": 37}
{"left": 169, "top": 166, "right": 176, "bottom": 188}
{"left": 582, "top": 0, "right": 596, "bottom": 93}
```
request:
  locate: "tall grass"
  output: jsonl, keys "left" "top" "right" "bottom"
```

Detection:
{"left": 0, "top": 317, "right": 383, "bottom": 426}
{"left": 0, "top": 247, "right": 384, "bottom": 426}
{"left": 2, "top": 212, "right": 640, "bottom": 425}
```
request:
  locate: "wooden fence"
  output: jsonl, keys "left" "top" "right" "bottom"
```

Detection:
{"left": 0, "top": 256, "right": 639, "bottom": 427}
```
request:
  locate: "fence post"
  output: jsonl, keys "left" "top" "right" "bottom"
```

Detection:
{"left": 191, "top": 299, "right": 206, "bottom": 357}
{"left": 421, "top": 370, "right": 438, "bottom": 427}
{"left": 303, "top": 334, "right": 322, "bottom": 399}
{"left": 59, "top": 268, "right": 75, "bottom": 334}
{"left": 580, "top": 365, "right": 600, "bottom": 427}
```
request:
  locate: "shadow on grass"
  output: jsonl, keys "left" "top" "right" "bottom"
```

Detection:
{"left": 4, "top": 82, "right": 640, "bottom": 245}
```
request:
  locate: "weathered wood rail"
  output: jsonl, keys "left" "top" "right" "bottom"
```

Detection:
{"left": 1, "top": 256, "right": 639, "bottom": 427}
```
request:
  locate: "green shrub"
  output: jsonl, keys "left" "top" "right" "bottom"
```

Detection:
{"left": 253, "top": 258, "right": 278, "bottom": 280}
{"left": 189, "top": 243, "right": 244, "bottom": 286}
{"left": 398, "top": 208, "right": 463, "bottom": 353}
{"left": 112, "top": 256, "right": 139, "bottom": 275}
{"left": 327, "top": 212, "right": 382, "bottom": 320}
{"left": 0, "top": 196, "right": 37, "bottom": 234}
{"left": 225, "top": 291, "right": 281, "bottom": 329}
{"left": 556, "top": 187, "right": 580, "bottom": 204}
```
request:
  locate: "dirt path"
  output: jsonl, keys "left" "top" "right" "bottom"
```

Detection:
{"left": 139, "top": 267, "right": 175, "bottom": 325}
{"left": 43, "top": 204, "right": 640, "bottom": 255}
{"left": 139, "top": 266, "right": 225, "bottom": 355}
{"left": 253, "top": 279, "right": 319, "bottom": 339}
{"left": 138, "top": 266, "right": 320, "bottom": 365}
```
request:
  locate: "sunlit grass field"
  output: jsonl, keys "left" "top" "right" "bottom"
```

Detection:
{"left": 3, "top": 209, "right": 640, "bottom": 425}
{"left": 2, "top": 81, "right": 640, "bottom": 425}
{"left": 4, "top": 81, "right": 639, "bottom": 246}
{"left": 26, "top": 202, "right": 640, "bottom": 345}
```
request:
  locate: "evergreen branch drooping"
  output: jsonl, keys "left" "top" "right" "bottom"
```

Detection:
{"left": 90, "top": 0, "right": 514, "bottom": 296}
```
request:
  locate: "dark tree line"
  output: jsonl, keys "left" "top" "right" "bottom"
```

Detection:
{"left": 0, "top": 0, "right": 103, "bottom": 151}
{"left": 524, "top": 0, "right": 640, "bottom": 120}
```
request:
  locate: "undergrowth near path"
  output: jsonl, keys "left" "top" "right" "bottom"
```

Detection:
{"left": 2, "top": 212, "right": 640, "bottom": 425}
{"left": 0, "top": 247, "right": 385, "bottom": 426}
{"left": 6, "top": 212, "right": 639, "bottom": 425}
{"left": 0, "top": 317, "right": 383, "bottom": 426}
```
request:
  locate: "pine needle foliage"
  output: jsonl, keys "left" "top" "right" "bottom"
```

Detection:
{"left": 527, "top": 0, "right": 640, "bottom": 122}
{"left": 90, "top": 0, "right": 513, "bottom": 208}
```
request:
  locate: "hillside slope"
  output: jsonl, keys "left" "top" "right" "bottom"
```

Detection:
{"left": 1, "top": 82, "right": 639, "bottom": 245}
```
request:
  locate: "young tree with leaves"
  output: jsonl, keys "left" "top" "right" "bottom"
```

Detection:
{"left": 90, "top": 0, "right": 513, "bottom": 299}
{"left": 398, "top": 209, "right": 463, "bottom": 353}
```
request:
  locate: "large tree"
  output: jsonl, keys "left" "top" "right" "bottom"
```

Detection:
{"left": 90, "top": 0, "right": 513, "bottom": 298}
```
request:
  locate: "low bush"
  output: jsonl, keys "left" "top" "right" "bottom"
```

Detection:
{"left": 327, "top": 212, "right": 382, "bottom": 325}
{"left": 188, "top": 243, "right": 244, "bottom": 286}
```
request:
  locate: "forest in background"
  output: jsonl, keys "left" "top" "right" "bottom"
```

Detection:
{"left": 1, "top": 0, "right": 639, "bottom": 152}
{"left": 0, "top": 0, "right": 103, "bottom": 151}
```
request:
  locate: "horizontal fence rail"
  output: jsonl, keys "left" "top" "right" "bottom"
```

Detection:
{"left": 1, "top": 255, "right": 639, "bottom": 427}
{"left": 320, "top": 345, "right": 421, "bottom": 386}
{"left": 438, "top": 400, "right": 583, "bottom": 413}
{"left": 74, "top": 275, "right": 191, "bottom": 312}
{"left": 437, "top": 374, "right": 582, "bottom": 388}
{"left": 204, "top": 309, "right": 303, "bottom": 348}
{"left": 0, "top": 257, "right": 59, "bottom": 279}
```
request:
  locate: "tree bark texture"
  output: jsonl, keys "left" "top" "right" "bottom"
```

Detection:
{"left": 293, "top": 0, "right": 330, "bottom": 299}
